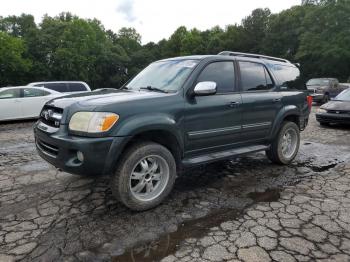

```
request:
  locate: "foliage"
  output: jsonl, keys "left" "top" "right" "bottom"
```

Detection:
{"left": 0, "top": 1, "right": 349, "bottom": 88}
{"left": 0, "top": 31, "right": 31, "bottom": 86}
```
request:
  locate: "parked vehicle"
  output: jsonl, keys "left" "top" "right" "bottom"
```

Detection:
{"left": 27, "top": 81, "right": 91, "bottom": 94}
{"left": 306, "top": 78, "right": 347, "bottom": 104}
{"left": 0, "top": 86, "right": 64, "bottom": 121}
{"left": 316, "top": 88, "right": 350, "bottom": 125}
{"left": 34, "top": 52, "right": 311, "bottom": 211}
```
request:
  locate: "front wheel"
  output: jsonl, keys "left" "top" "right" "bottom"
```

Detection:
{"left": 111, "top": 142, "right": 176, "bottom": 211}
{"left": 266, "top": 121, "right": 300, "bottom": 165}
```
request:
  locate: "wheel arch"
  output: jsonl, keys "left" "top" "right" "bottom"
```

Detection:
{"left": 114, "top": 128, "right": 184, "bottom": 174}
{"left": 270, "top": 105, "right": 301, "bottom": 139}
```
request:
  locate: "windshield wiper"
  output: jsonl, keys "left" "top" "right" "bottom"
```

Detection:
{"left": 139, "top": 86, "right": 168, "bottom": 93}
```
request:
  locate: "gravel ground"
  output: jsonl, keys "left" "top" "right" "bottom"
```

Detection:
{"left": 0, "top": 107, "right": 349, "bottom": 262}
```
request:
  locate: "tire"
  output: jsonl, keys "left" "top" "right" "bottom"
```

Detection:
{"left": 111, "top": 141, "right": 177, "bottom": 211}
{"left": 266, "top": 121, "right": 300, "bottom": 165}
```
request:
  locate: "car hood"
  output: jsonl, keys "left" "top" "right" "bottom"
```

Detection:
{"left": 46, "top": 89, "right": 170, "bottom": 109}
{"left": 321, "top": 100, "right": 350, "bottom": 111}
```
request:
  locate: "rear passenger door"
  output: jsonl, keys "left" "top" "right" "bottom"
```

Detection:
{"left": 238, "top": 61, "right": 282, "bottom": 142}
{"left": 21, "top": 88, "right": 51, "bottom": 118}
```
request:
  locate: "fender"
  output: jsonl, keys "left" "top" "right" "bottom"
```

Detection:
{"left": 112, "top": 113, "right": 184, "bottom": 151}
{"left": 269, "top": 105, "right": 300, "bottom": 139}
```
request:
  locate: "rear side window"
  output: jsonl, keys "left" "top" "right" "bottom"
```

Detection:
{"left": 43, "top": 83, "right": 69, "bottom": 93}
{"left": 23, "top": 88, "right": 50, "bottom": 97}
{"left": 197, "top": 61, "right": 235, "bottom": 93}
{"left": 0, "top": 89, "right": 21, "bottom": 99}
{"left": 239, "top": 61, "right": 274, "bottom": 92}
{"left": 271, "top": 64, "right": 305, "bottom": 90}
{"left": 68, "top": 83, "right": 87, "bottom": 92}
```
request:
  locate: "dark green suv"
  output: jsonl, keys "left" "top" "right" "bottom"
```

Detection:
{"left": 34, "top": 51, "right": 311, "bottom": 211}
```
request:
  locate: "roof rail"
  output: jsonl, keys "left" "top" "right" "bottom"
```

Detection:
{"left": 218, "top": 51, "right": 290, "bottom": 63}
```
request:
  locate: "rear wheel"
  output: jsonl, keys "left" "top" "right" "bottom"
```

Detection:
{"left": 266, "top": 121, "right": 300, "bottom": 165}
{"left": 111, "top": 142, "right": 176, "bottom": 211}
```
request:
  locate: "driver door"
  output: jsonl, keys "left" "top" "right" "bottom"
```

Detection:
{"left": 184, "top": 61, "right": 242, "bottom": 157}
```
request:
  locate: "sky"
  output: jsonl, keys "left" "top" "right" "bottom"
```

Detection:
{"left": 1, "top": 0, "right": 301, "bottom": 44}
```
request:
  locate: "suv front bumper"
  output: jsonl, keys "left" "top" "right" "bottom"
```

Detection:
{"left": 34, "top": 122, "right": 129, "bottom": 176}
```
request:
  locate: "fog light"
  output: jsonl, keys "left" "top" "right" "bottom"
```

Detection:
{"left": 77, "top": 151, "right": 84, "bottom": 162}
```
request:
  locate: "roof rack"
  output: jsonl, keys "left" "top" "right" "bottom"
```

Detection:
{"left": 218, "top": 51, "right": 290, "bottom": 63}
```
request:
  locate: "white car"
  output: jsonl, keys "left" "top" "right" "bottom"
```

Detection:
{"left": 27, "top": 81, "right": 91, "bottom": 94}
{"left": 0, "top": 86, "right": 64, "bottom": 121}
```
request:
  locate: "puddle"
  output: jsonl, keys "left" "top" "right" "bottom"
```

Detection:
{"left": 247, "top": 188, "right": 281, "bottom": 202}
{"left": 309, "top": 163, "right": 338, "bottom": 172}
{"left": 112, "top": 189, "right": 282, "bottom": 261}
{"left": 112, "top": 209, "right": 240, "bottom": 262}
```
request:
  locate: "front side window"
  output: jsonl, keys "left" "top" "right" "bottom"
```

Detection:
{"left": 126, "top": 60, "right": 199, "bottom": 92}
{"left": 197, "top": 61, "right": 235, "bottom": 93}
{"left": 0, "top": 89, "right": 21, "bottom": 99}
{"left": 239, "top": 61, "right": 274, "bottom": 92}
{"left": 23, "top": 88, "right": 49, "bottom": 97}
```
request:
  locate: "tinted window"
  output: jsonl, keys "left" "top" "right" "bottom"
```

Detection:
{"left": 197, "top": 62, "right": 235, "bottom": 93}
{"left": 272, "top": 64, "right": 304, "bottom": 90}
{"left": 239, "top": 62, "right": 273, "bottom": 91}
{"left": 23, "top": 88, "right": 50, "bottom": 97}
{"left": 0, "top": 89, "right": 21, "bottom": 99}
{"left": 44, "top": 83, "right": 69, "bottom": 93}
{"left": 69, "top": 83, "right": 87, "bottom": 92}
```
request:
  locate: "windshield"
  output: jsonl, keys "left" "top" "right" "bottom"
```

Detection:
{"left": 126, "top": 59, "right": 199, "bottom": 92}
{"left": 335, "top": 88, "right": 350, "bottom": 101}
{"left": 307, "top": 79, "right": 329, "bottom": 86}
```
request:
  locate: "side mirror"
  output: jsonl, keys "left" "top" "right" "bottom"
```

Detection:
{"left": 193, "top": 81, "right": 217, "bottom": 96}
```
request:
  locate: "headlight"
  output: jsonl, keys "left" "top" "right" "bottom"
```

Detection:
{"left": 69, "top": 112, "right": 119, "bottom": 133}
{"left": 317, "top": 108, "right": 327, "bottom": 114}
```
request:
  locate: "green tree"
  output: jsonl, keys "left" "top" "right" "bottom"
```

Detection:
{"left": 262, "top": 6, "right": 311, "bottom": 59}
{"left": 0, "top": 31, "right": 31, "bottom": 86}
{"left": 297, "top": 0, "right": 350, "bottom": 81}
{"left": 241, "top": 8, "right": 271, "bottom": 53}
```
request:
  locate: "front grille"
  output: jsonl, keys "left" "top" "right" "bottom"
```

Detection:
{"left": 40, "top": 106, "right": 63, "bottom": 128}
{"left": 36, "top": 138, "right": 59, "bottom": 158}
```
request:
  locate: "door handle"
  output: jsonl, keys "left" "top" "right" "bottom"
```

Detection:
{"left": 229, "top": 101, "right": 240, "bottom": 108}
{"left": 273, "top": 98, "right": 281, "bottom": 103}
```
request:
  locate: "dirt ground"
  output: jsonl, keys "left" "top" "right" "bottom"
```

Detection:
{"left": 0, "top": 107, "right": 350, "bottom": 262}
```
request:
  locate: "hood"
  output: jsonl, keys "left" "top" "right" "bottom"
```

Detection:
{"left": 46, "top": 89, "right": 169, "bottom": 109}
{"left": 321, "top": 100, "right": 350, "bottom": 111}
